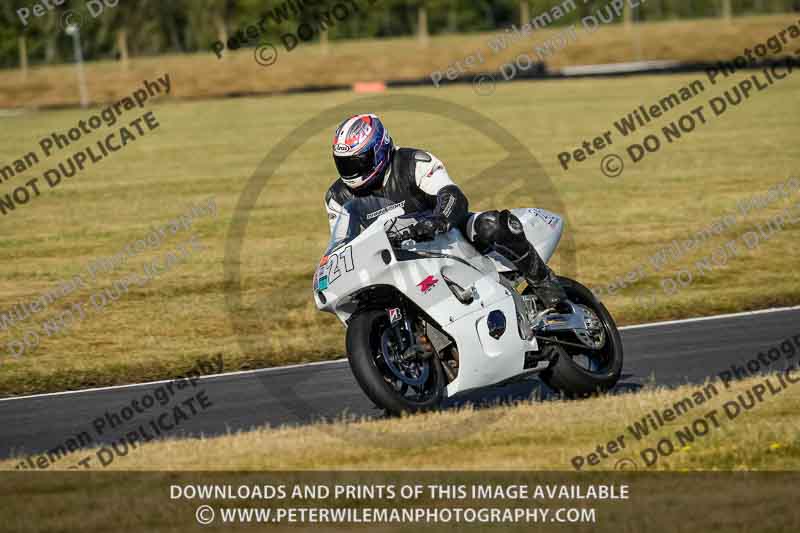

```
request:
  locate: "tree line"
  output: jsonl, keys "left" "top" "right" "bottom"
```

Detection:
{"left": 1, "top": 0, "right": 798, "bottom": 68}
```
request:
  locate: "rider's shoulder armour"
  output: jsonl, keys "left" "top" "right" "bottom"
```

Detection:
{"left": 383, "top": 148, "right": 437, "bottom": 211}
{"left": 325, "top": 178, "right": 354, "bottom": 209}
{"left": 413, "top": 150, "right": 432, "bottom": 163}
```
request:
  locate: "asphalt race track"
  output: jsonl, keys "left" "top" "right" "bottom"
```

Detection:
{"left": 2, "top": 307, "right": 798, "bottom": 463}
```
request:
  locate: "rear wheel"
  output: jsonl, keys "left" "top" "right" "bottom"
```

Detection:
{"left": 539, "top": 276, "right": 623, "bottom": 397}
{"left": 346, "top": 309, "right": 445, "bottom": 415}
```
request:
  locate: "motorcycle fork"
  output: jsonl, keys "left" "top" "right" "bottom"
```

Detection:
{"left": 390, "top": 304, "right": 440, "bottom": 365}
{"left": 386, "top": 301, "right": 414, "bottom": 352}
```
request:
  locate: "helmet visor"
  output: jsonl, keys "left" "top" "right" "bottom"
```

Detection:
{"left": 334, "top": 150, "right": 374, "bottom": 181}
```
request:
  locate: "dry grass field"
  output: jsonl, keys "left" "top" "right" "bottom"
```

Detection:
{"left": 2, "top": 372, "right": 798, "bottom": 471}
{"left": 1, "top": 70, "right": 798, "bottom": 396}
{"left": 2, "top": 15, "right": 800, "bottom": 533}
{"left": 0, "top": 12, "right": 799, "bottom": 396}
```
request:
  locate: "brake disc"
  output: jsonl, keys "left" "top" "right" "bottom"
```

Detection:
{"left": 574, "top": 304, "right": 606, "bottom": 350}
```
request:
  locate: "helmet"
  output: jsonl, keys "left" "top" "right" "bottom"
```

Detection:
{"left": 332, "top": 114, "right": 393, "bottom": 190}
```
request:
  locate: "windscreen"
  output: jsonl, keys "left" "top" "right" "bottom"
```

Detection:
{"left": 325, "top": 197, "right": 413, "bottom": 254}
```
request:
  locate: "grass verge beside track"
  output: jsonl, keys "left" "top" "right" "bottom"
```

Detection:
{"left": 0, "top": 68, "right": 798, "bottom": 396}
{"left": 2, "top": 373, "right": 798, "bottom": 470}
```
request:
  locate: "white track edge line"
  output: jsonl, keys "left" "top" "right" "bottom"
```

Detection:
{"left": 618, "top": 305, "right": 800, "bottom": 330}
{"left": 2, "top": 305, "right": 799, "bottom": 403}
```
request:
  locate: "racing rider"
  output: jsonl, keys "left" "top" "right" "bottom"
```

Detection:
{"left": 324, "top": 113, "right": 567, "bottom": 309}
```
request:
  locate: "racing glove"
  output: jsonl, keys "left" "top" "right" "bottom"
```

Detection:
{"left": 433, "top": 185, "right": 469, "bottom": 229}
{"left": 410, "top": 216, "right": 449, "bottom": 241}
{"left": 410, "top": 185, "right": 469, "bottom": 241}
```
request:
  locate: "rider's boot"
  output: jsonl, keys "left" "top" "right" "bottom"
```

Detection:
{"left": 529, "top": 262, "right": 569, "bottom": 312}
{"left": 496, "top": 211, "right": 569, "bottom": 311}
{"left": 510, "top": 244, "right": 569, "bottom": 311}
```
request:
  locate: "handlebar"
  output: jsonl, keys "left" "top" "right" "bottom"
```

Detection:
{"left": 384, "top": 212, "right": 438, "bottom": 248}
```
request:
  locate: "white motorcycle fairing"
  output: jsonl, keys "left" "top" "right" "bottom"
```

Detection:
{"left": 313, "top": 208, "right": 564, "bottom": 398}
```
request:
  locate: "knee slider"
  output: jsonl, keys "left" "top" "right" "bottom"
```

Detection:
{"left": 499, "top": 210, "right": 524, "bottom": 236}
{"left": 474, "top": 211, "right": 501, "bottom": 243}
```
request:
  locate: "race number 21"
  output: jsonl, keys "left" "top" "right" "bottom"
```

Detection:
{"left": 327, "top": 246, "right": 354, "bottom": 284}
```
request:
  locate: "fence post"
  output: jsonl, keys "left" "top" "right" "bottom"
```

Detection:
{"left": 417, "top": 5, "right": 429, "bottom": 47}
{"left": 320, "top": 28, "right": 329, "bottom": 55}
{"left": 520, "top": 1, "right": 530, "bottom": 26}
{"left": 722, "top": 0, "right": 732, "bottom": 22}
{"left": 627, "top": 3, "right": 642, "bottom": 61}
{"left": 117, "top": 29, "right": 129, "bottom": 70}
{"left": 214, "top": 14, "right": 228, "bottom": 59}
{"left": 19, "top": 36, "right": 28, "bottom": 81}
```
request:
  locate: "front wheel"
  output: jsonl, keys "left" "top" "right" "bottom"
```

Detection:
{"left": 346, "top": 309, "right": 446, "bottom": 415}
{"left": 539, "top": 276, "right": 624, "bottom": 397}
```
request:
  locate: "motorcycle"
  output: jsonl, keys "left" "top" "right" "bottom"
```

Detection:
{"left": 313, "top": 202, "right": 623, "bottom": 415}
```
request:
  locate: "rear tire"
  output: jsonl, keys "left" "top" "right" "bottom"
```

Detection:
{"left": 346, "top": 309, "right": 445, "bottom": 415}
{"left": 539, "top": 276, "right": 623, "bottom": 397}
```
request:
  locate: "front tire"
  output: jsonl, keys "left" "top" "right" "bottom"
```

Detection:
{"left": 539, "top": 276, "right": 624, "bottom": 397}
{"left": 346, "top": 309, "right": 445, "bottom": 415}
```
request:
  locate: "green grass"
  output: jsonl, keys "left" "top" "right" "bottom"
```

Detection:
{"left": 0, "top": 65, "right": 799, "bottom": 396}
